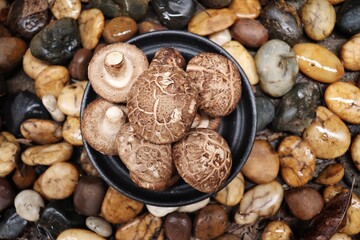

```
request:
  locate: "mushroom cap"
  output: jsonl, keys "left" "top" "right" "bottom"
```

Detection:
{"left": 172, "top": 128, "right": 232, "bottom": 193}
{"left": 127, "top": 65, "right": 198, "bottom": 144}
{"left": 88, "top": 43, "right": 149, "bottom": 103}
{"left": 116, "top": 123, "right": 178, "bottom": 190}
{"left": 150, "top": 48, "right": 186, "bottom": 69}
{"left": 81, "top": 98, "right": 126, "bottom": 155}
{"left": 129, "top": 170, "right": 180, "bottom": 191}
{"left": 191, "top": 111, "right": 221, "bottom": 130}
{"left": 186, "top": 52, "right": 242, "bottom": 117}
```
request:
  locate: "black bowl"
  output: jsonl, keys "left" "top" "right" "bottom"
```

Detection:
{"left": 81, "top": 30, "right": 256, "bottom": 207}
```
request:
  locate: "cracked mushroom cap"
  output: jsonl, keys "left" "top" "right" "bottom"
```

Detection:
{"left": 150, "top": 48, "right": 186, "bottom": 69}
{"left": 191, "top": 111, "right": 221, "bottom": 130}
{"left": 81, "top": 98, "right": 126, "bottom": 155}
{"left": 186, "top": 52, "right": 242, "bottom": 117}
{"left": 127, "top": 65, "right": 198, "bottom": 144}
{"left": 172, "top": 128, "right": 232, "bottom": 193}
{"left": 88, "top": 43, "right": 149, "bottom": 103}
{"left": 116, "top": 123, "right": 179, "bottom": 191}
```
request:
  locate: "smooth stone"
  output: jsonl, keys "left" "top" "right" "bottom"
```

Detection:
{"left": 325, "top": 82, "right": 360, "bottom": 124}
{"left": 337, "top": 0, "right": 360, "bottom": 35}
{"left": 78, "top": 9, "right": 104, "bottom": 50}
{"left": 113, "top": 0, "right": 149, "bottom": 21}
{"left": 0, "top": 178, "right": 15, "bottom": 212}
{"left": 20, "top": 118, "right": 63, "bottom": 144}
{"left": 73, "top": 175, "right": 107, "bottom": 216}
{"left": 340, "top": 33, "right": 360, "bottom": 71}
{"left": 260, "top": 1, "right": 302, "bottom": 46}
{"left": 57, "top": 229, "right": 106, "bottom": 240}
{"left": 1, "top": 91, "right": 50, "bottom": 137}
{"left": 102, "top": 16, "right": 138, "bottom": 43}
{"left": 194, "top": 204, "right": 228, "bottom": 240}
{"left": 229, "top": 0, "right": 262, "bottom": 19}
{"left": 242, "top": 140, "right": 279, "bottom": 184}
{"left": 37, "top": 199, "right": 85, "bottom": 240}
{"left": 199, "top": 0, "right": 232, "bottom": 8}
{"left": 152, "top": 0, "right": 196, "bottom": 29}
{"left": 255, "top": 39, "right": 298, "bottom": 97}
{"left": 164, "top": 212, "right": 192, "bottom": 240}
{"left": 62, "top": 116, "right": 83, "bottom": 146}
{"left": 79, "top": 149, "right": 100, "bottom": 177}
{"left": 0, "top": 208, "right": 28, "bottom": 239}
{"left": 293, "top": 43, "right": 344, "bottom": 83}
{"left": 272, "top": 82, "right": 321, "bottom": 134}
{"left": 41, "top": 94, "right": 66, "bottom": 122}
{"left": 30, "top": 18, "right": 81, "bottom": 65}
{"left": 303, "top": 106, "right": 351, "bottom": 159}
{"left": 255, "top": 95, "right": 275, "bottom": 132}
{"left": 57, "top": 81, "right": 88, "bottom": 117}
{"left": 0, "top": 37, "right": 27, "bottom": 76}
{"left": 35, "top": 66, "right": 70, "bottom": 98}
{"left": 315, "top": 163, "right": 344, "bottom": 185}
{"left": 12, "top": 165, "right": 36, "bottom": 189}
{"left": 139, "top": 21, "right": 167, "bottom": 34}
{"left": 146, "top": 205, "right": 178, "bottom": 217}
{"left": 301, "top": 0, "right": 335, "bottom": 41}
{"left": 50, "top": 0, "right": 82, "bottom": 20}
{"left": 262, "top": 221, "right": 293, "bottom": 240}
{"left": 214, "top": 172, "right": 245, "bottom": 206}
{"left": 0, "top": 131, "right": 18, "bottom": 177}
{"left": 177, "top": 198, "right": 210, "bottom": 213}
{"left": 14, "top": 189, "right": 44, "bottom": 222}
{"left": 88, "top": 0, "right": 121, "bottom": 18}
{"left": 23, "top": 48, "right": 50, "bottom": 80}
{"left": 209, "top": 29, "right": 231, "bottom": 46}
{"left": 86, "top": 216, "right": 112, "bottom": 238}
{"left": 230, "top": 18, "right": 268, "bottom": 49}
{"left": 7, "top": 0, "right": 49, "bottom": 40}
{"left": 222, "top": 40, "right": 259, "bottom": 85}
{"left": 68, "top": 48, "right": 93, "bottom": 80}
{"left": 6, "top": 69, "right": 35, "bottom": 95}
{"left": 351, "top": 134, "right": 360, "bottom": 171}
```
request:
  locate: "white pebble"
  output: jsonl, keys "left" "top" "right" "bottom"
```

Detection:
{"left": 14, "top": 189, "right": 44, "bottom": 221}
{"left": 86, "top": 216, "right": 112, "bottom": 238}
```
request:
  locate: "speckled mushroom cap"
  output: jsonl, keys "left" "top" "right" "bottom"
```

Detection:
{"left": 149, "top": 48, "right": 186, "bottom": 69}
{"left": 172, "top": 128, "right": 232, "bottom": 193}
{"left": 88, "top": 43, "right": 149, "bottom": 103}
{"left": 127, "top": 65, "right": 198, "bottom": 144}
{"left": 129, "top": 171, "right": 180, "bottom": 192}
{"left": 81, "top": 98, "right": 126, "bottom": 155}
{"left": 186, "top": 52, "right": 242, "bottom": 117}
{"left": 116, "top": 123, "right": 178, "bottom": 191}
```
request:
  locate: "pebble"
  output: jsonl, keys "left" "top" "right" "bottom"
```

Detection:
{"left": 256, "top": 95, "right": 276, "bottom": 132}
{"left": 42, "top": 94, "right": 66, "bottom": 122}
{"left": 325, "top": 82, "right": 360, "bottom": 124}
{"left": 14, "top": 189, "right": 44, "bottom": 221}
{"left": 20, "top": 118, "right": 63, "bottom": 144}
{"left": 146, "top": 205, "right": 178, "bottom": 217}
{"left": 188, "top": 8, "right": 237, "bottom": 36}
{"left": 139, "top": 21, "right": 167, "bottom": 34}
{"left": 194, "top": 204, "right": 228, "bottom": 240}
{"left": 300, "top": 0, "right": 335, "bottom": 41}
{"left": 293, "top": 43, "right": 344, "bottom": 84}
{"left": 303, "top": 106, "right": 351, "bottom": 159}
{"left": 62, "top": 116, "right": 83, "bottom": 146}
{"left": 57, "top": 81, "right": 88, "bottom": 117}
{"left": 271, "top": 82, "right": 321, "bottom": 134}
{"left": 0, "top": 37, "right": 27, "bottom": 76}
{"left": 177, "top": 198, "right": 210, "bottom": 212}
{"left": 37, "top": 199, "right": 85, "bottom": 239}
{"left": 262, "top": 220, "right": 293, "bottom": 240}
{"left": 199, "top": 0, "right": 232, "bottom": 8}
{"left": 12, "top": 165, "right": 36, "bottom": 189}
{"left": 0, "top": 25, "right": 10, "bottom": 37}
{"left": 330, "top": 233, "right": 352, "bottom": 240}
{"left": 260, "top": 1, "right": 302, "bottom": 46}
{"left": 86, "top": 216, "right": 112, "bottom": 238}
{"left": 115, "top": 213, "right": 163, "bottom": 240}
{"left": 35, "top": 65, "right": 70, "bottom": 98}
{"left": 230, "top": 18, "right": 268, "bottom": 49}
{"left": 0, "top": 178, "right": 15, "bottom": 212}
{"left": 214, "top": 172, "right": 245, "bottom": 206}
{"left": 0, "top": 208, "right": 28, "bottom": 239}
{"left": 88, "top": 0, "right": 121, "bottom": 18}
{"left": 7, "top": 0, "right": 49, "bottom": 40}
{"left": 0, "top": 131, "right": 19, "bottom": 177}
{"left": 50, "top": 0, "right": 81, "bottom": 20}
{"left": 57, "top": 228, "right": 106, "bottom": 240}
{"left": 102, "top": 16, "right": 138, "bottom": 43}
{"left": 209, "top": 29, "right": 231, "bottom": 46}
{"left": 351, "top": 134, "right": 360, "bottom": 171}
{"left": 116, "top": 0, "right": 149, "bottom": 21}
{"left": 78, "top": 8, "right": 104, "bottom": 50}
{"left": 164, "top": 212, "right": 192, "bottom": 240}
{"left": 229, "top": 0, "right": 262, "bottom": 19}
{"left": 22, "top": 48, "right": 50, "bottom": 80}
{"left": 152, "top": 0, "right": 195, "bottom": 29}
{"left": 336, "top": 0, "right": 360, "bottom": 35}
{"left": 79, "top": 149, "right": 100, "bottom": 177}
{"left": 21, "top": 141, "right": 73, "bottom": 166}
{"left": 100, "top": 187, "right": 144, "bottom": 224}
{"left": 255, "top": 39, "right": 298, "bottom": 97}
{"left": 340, "top": 33, "right": 360, "bottom": 71}
{"left": 73, "top": 176, "right": 107, "bottom": 216}
{"left": 315, "top": 163, "right": 345, "bottom": 185}
{"left": 278, "top": 135, "right": 316, "bottom": 187}
{"left": 1, "top": 91, "right": 50, "bottom": 137}
{"left": 222, "top": 40, "right": 259, "bottom": 85}
{"left": 30, "top": 17, "right": 81, "bottom": 65}
{"left": 68, "top": 48, "right": 92, "bottom": 80}
{"left": 242, "top": 140, "right": 279, "bottom": 184}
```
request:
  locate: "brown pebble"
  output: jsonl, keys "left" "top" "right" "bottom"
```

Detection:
{"left": 139, "top": 21, "right": 167, "bottom": 34}
{"left": 12, "top": 165, "right": 36, "bottom": 189}
{"left": 102, "top": 16, "right": 138, "bottom": 43}
{"left": 0, "top": 178, "right": 15, "bottom": 212}
{"left": 68, "top": 48, "right": 93, "bottom": 80}
{"left": 231, "top": 18, "right": 268, "bottom": 48}
{"left": 164, "top": 212, "right": 192, "bottom": 240}
{"left": 0, "top": 37, "right": 27, "bottom": 76}
{"left": 0, "top": 25, "right": 10, "bottom": 37}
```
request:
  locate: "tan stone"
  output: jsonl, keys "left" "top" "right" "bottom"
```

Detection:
{"left": 78, "top": 9, "right": 105, "bottom": 50}
{"left": 35, "top": 66, "right": 70, "bottom": 98}
{"left": 229, "top": 0, "right": 261, "bottom": 19}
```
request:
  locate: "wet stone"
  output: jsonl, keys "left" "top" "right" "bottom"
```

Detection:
{"left": 49, "top": 0, "right": 82, "bottom": 20}
{"left": 12, "top": 164, "right": 36, "bottom": 190}
{"left": 30, "top": 18, "right": 81, "bottom": 65}
{"left": 102, "top": 16, "right": 138, "bottom": 43}
{"left": 113, "top": 0, "right": 149, "bottom": 21}
{"left": 0, "top": 178, "right": 15, "bottom": 212}
{"left": 152, "top": 0, "right": 196, "bottom": 29}
{"left": 164, "top": 212, "right": 192, "bottom": 240}
{"left": 68, "top": 48, "right": 93, "bottom": 80}
{"left": 7, "top": 0, "right": 49, "bottom": 40}
{"left": 255, "top": 95, "right": 275, "bottom": 132}
{"left": 199, "top": 0, "right": 232, "bottom": 8}
{"left": 231, "top": 18, "right": 268, "bottom": 49}
{"left": 272, "top": 82, "right": 321, "bottom": 134}
{"left": 89, "top": 0, "right": 122, "bottom": 18}
{"left": 0, "top": 37, "right": 27, "bottom": 76}
{"left": 0, "top": 208, "right": 28, "bottom": 239}
{"left": 78, "top": 9, "right": 104, "bottom": 50}
{"left": 139, "top": 21, "right": 167, "bottom": 34}
{"left": 229, "top": 0, "right": 262, "bottom": 19}
{"left": 194, "top": 205, "right": 228, "bottom": 240}
{"left": 337, "top": 0, "right": 360, "bottom": 35}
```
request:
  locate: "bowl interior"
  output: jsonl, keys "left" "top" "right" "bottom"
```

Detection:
{"left": 81, "top": 30, "right": 256, "bottom": 207}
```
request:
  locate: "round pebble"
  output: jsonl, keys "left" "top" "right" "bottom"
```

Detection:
{"left": 50, "top": 0, "right": 82, "bottom": 20}
{"left": 214, "top": 172, "right": 245, "bottom": 206}
{"left": 78, "top": 8, "right": 104, "bottom": 50}
{"left": 340, "top": 33, "right": 360, "bottom": 71}
{"left": 20, "top": 118, "right": 62, "bottom": 144}
{"left": 209, "top": 29, "right": 231, "bottom": 46}
{"left": 57, "top": 81, "right": 88, "bottom": 117}
{"left": 164, "top": 212, "right": 192, "bottom": 240}
{"left": 68, "top": 48, "right": 93, "bottom": 80}
{"left": 336, "top": 0, "right": 360, "bottom": 35}
{"left": 315, "top": 163, "right": 344, "bottom": 185}
{"left": 14, "top": 189, "right": 44, "bottom": 221}
{"left": 22, "top": 48, "right": 50, "bottom": 80}
{"left": 62, "top": 116, "right": 83, "bottom": 146}
{"left": 35, "top": 66, "right": 70, "bottom": 98}
{"left": 102, "top": 16, "right": 138, "bottom": 43}
{"left": 229, "top": 0, "right": 262, "bottom": 19}
{"left": 12, "top": 165, "right": 36, "bottom": 190}
{"left": 230, "top": 18, "right": 268, "bottom": 49}
{"left": 0, "top": 37, "right": 27, "bottom": 76}
{"left": 139, "top": 21, "right": 167, "bottom": 34}
{"left": 86, "top": 216, "right": 112, "bottom": 238}
{"left": 57, "top": 228, "right": 106, "bottom": 240}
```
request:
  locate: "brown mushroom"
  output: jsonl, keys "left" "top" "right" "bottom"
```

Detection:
{"left": 127, "top": 65, "right": 198, "bottom": 144}
{"left": 191, "top": 111, "right": 221, "bottom": 130}
{"left": 81, "top": 98, "right": 126, "bottom": 155}
{"left": 186, "top": 52, "right": 242, "bottom": 117}
{"left": 88, "top": 43, "right": 149, "bottom": 103}
{"left": 172, "top": 128, "right": 232, "bottom": 193}
{"left": 116, "top": 123, "right": 178, "bottom": 191}
{"left": 149, "top": 48, "right": 186, "bottom": 69}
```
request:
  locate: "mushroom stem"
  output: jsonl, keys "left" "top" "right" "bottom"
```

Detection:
{"left": 105, "top": 106, "right": 124, "bottom": 124}
{"left": 104, "top": 52, "right": 127, "bottom": 77}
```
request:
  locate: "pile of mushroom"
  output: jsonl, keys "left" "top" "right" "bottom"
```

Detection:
{"left": 81, "top": 45, "right": 242, "bottom": 193}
